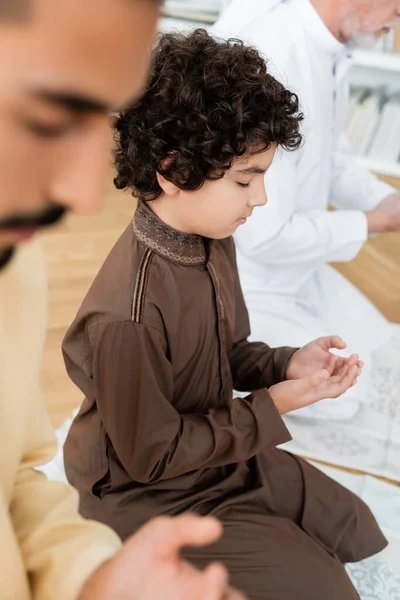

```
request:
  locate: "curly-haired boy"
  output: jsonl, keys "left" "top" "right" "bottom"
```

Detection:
{"left": 62, "top": 30, "right": 386, "bottom": 600}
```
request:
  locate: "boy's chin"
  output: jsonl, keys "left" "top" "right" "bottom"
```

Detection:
{"left": 198, "top": 222, "right": 239, "bottom": 240}
{"left": 207, "top": 229, "right": 237, "bottom": 240}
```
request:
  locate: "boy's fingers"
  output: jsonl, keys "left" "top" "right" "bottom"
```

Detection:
{"left": 332, "top": 361, "right": 350, "bottom": 380}
{"left": 347, "top": 353, "right": 359, "bottom": 366}
{"left": 339, "top": 360, "right": 359, "bottom": 380}
{"left": 337, "top": 364, "right": 358, "bottom": 393}
{"left": 333, "top": 355, "right": 362, "bottom": 378}
{"left": 323, "top": 335, "right": 346, "bottom": 350}
{"left": 308, "top": 369, "right": 330, "bottom": 387}
{"left": 322, "top": 364, "right": 358, "bottom": 398}
{"left": 335, "top": 357, "right": 345, "bottom": 371}
{"left": 326, "top": 353, "right": 337, "bottom": 374}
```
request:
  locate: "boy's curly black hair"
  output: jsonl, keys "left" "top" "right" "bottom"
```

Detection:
{"left": 114, "top": 29, "right": 303, "bottom": 200}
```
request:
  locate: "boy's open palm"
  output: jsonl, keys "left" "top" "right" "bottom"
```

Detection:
{"left": 286, "top": 336, "right": 363, "bottom": 380}
{"left": 270, "top": 361, "right": 360, "bottom": 415}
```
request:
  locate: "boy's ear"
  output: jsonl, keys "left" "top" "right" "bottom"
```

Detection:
{"left": 156, "top": 153, "right": 180, "bottom": 196}
{"left": 156, "top": 171, "right": 180, "bottom": 196}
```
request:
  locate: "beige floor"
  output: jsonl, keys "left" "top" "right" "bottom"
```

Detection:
{"left": 42, "top": 177, "right": 400, "bottom": 430}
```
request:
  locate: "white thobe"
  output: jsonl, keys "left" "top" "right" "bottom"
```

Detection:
{"left": 213, "top": 0, "right": 395, "bottom": 420}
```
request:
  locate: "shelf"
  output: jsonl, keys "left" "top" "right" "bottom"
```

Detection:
{"left": 354, "top": 156, "right": 400, "bottom": 178}
{"left": 353, "top": 49, "right": 400, "bottom": 74}
{"left": 159, "top": 15, "right": 214, "bottom": 33}
{"left": 159, "top": 17, "right": 200, "bottom": 32}
{"left": 161, "top": 7, "right": 218, "bottom": 24}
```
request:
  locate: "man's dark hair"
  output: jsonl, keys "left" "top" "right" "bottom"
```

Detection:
{"left": 114, "top": 28, "right": 303, "bottom": 201}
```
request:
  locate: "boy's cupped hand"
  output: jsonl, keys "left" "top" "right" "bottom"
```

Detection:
{"left": 285, "top": 335, "right": 363, "bottom": 381}
{"left": 271, "top": 337, "right": 362, "bottom": 415}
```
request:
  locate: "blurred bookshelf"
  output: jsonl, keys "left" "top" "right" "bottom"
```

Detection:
{"left": 347, "top": 27, "right": 400, "bottom": 183}
{"left": 161, "top": 1, "right": 228, "bottom": 23}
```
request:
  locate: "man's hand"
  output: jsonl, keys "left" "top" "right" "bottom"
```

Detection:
{"left": 270, "top": 362, "right": 360, "bottom": 415}
{"left": 286, "top": 335, "right": 363, "bottom": 381}
{"left": 365, "top": 192, "right": 400, "bottom": 234}
{"left": 79, "top": 514, "right": 246, "bottom": 600}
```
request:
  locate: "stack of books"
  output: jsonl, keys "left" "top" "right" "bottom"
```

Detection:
{"left": 346, "top": 87, "right": 400, "bottom": 164}
{"left": 375, "top": 26, "right": 400, "bottom": 53}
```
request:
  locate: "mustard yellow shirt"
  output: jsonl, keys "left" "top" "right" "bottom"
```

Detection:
{"left": 0, "top": 237, "right": 121, "bottom": 600}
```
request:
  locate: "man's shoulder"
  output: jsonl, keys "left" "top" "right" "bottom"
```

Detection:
{"left": 214, "top": 0, "right": 304, "bottom": 87}
{"left": 214, "top": 0, "right": 300, "bottom": 54}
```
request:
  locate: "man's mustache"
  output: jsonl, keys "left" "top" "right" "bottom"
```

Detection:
{"left": 0, "top": 203, "right": 68, "bottom": 231}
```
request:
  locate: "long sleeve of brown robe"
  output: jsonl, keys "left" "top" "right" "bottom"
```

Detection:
{"left": 229, "top": 243, "right": 297, "bottom": 392}
{"left": 89, "top": 319, "right": 291, "bottom": 485}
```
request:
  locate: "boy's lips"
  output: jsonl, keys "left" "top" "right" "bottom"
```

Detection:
{"left": 237, "top": 212, "right": 252, "bottom": 224}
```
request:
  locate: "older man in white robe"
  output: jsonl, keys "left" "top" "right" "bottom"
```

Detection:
{"left": 214, "top": 0, "right": 400, "bottom": 477}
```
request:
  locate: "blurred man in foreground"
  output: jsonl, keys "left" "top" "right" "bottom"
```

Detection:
{"left": 0, "top": 1, "right": 243, "bottom": 599}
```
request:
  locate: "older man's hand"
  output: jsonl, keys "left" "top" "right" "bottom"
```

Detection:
{"left": 366, "top": 192, "right": 400, "bottom": 234}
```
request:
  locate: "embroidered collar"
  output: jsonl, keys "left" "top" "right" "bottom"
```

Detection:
{"left": 132, "top": 200, "right": 207, "bottom": 267}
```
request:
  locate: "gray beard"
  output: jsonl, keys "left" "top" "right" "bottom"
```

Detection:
{"left": 353, "top": 22, "right": 400, "bottom": 50}
{"left": 353, "top": 31, "right": 379, "bottom": 50}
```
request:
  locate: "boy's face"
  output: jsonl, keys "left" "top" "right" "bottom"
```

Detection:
{"left": 162, "top": 145, "right": 276, "bottom": 240}
{"left": 0, "top": 0, "right": 158, "bottom": 265}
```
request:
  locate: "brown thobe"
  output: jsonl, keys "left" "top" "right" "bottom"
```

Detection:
{"left": 63, "top": 200, "right": 386, "bottom": 600}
